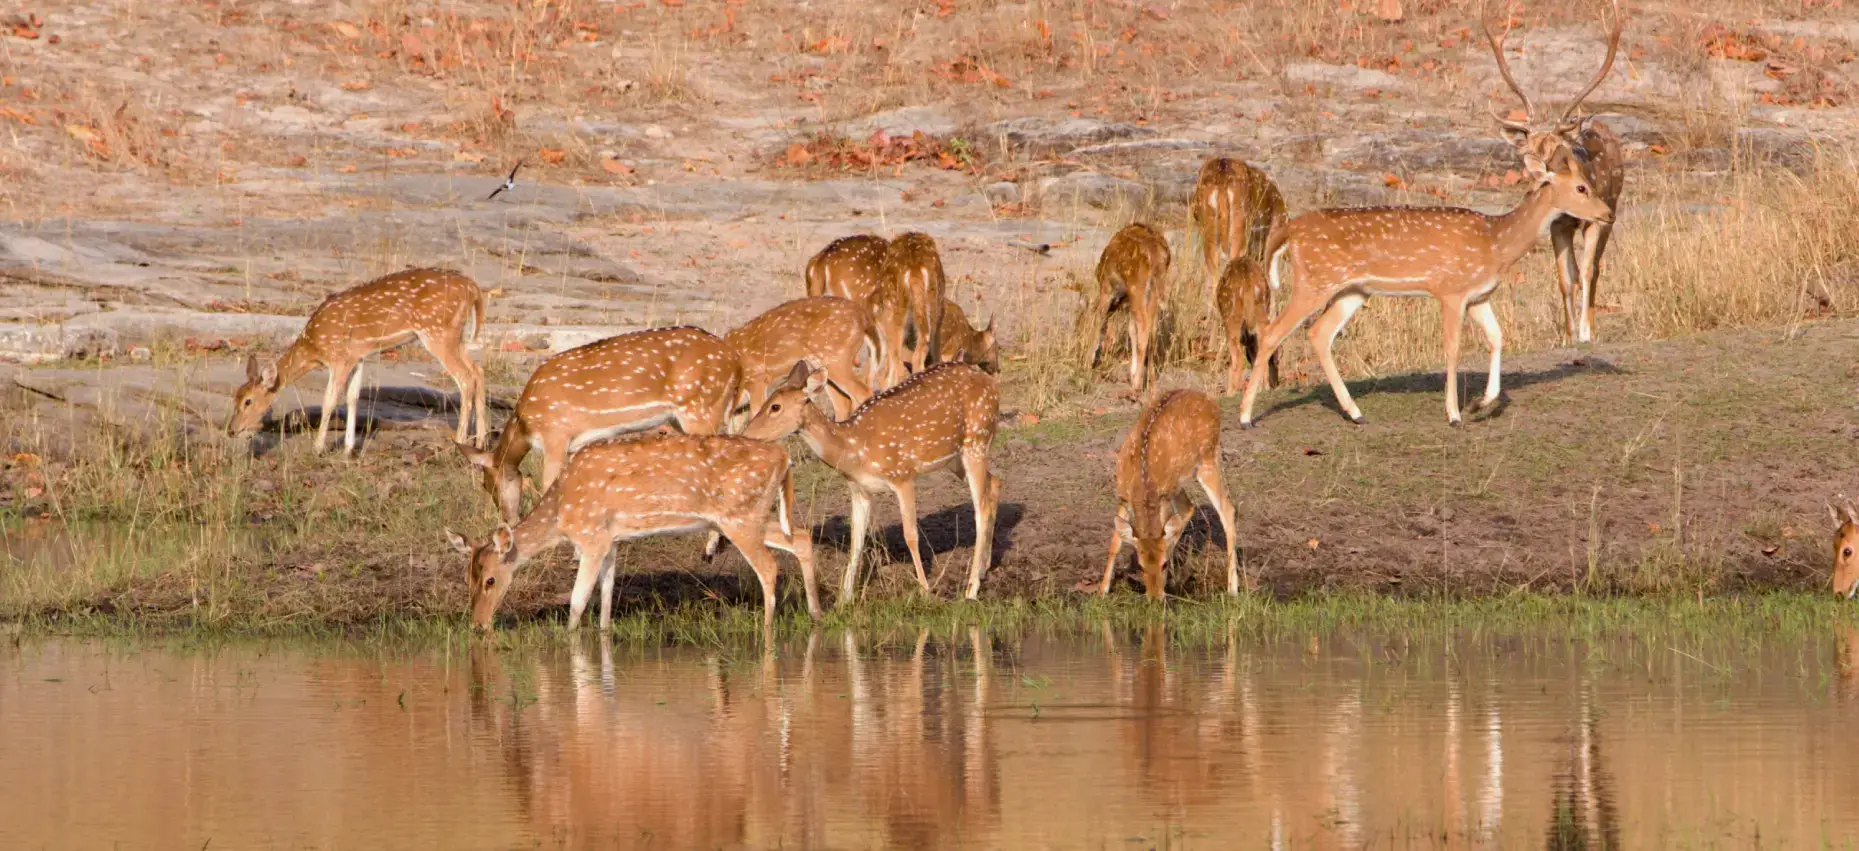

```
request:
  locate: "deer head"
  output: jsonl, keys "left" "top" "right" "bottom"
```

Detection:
{"left": 450, "top": 525, "right": 518, "bottom": 630}
{"left": 226, "top": 353, "right": 283, "bottom": 437}
{"left": 1830, "top": 499, "right": 1859, "bottom": 599}
{"left": 1483, "top": 0, "right": 1621, "bottom": 221}
{"left": 741, "top": 362, "right": 824, "bottom": 442}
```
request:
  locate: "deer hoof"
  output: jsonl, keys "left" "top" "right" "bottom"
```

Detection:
{"left": 1238, "top": 419, "right": 1257, "bottom": 430}
{"left": 1448, "top": 417, "right": 1463, "bottom": 428}
{"left": 1348, "top": 413, "right": 1366, "bottom": 426}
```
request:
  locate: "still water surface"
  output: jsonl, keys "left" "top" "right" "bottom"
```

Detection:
{"left": 5, "top": 627, "right": 1859, "bottom": 849}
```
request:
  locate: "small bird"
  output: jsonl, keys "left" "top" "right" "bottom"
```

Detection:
{"left": 486, "top": 161, "right": 522, "bottom": 201}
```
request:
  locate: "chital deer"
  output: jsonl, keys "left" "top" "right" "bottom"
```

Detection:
{"left": 871, "top": 232, "right": 947, "bottom": 386}
{"left": 1099, "top": 390, "right": 1240, "bottom": 598}
{"left": 1237, "top": 35, "right": 1619, "bottom": 427}
{"left": 446, "top": 433, "right": 820, "bottom": 630}
{"left": 1190, "top": 157, "right": 1287, "bottom": 306}
{"left": 743, "top": 361, "right": 1001, "bottom": 603}
{"left": 935, "top": 299, "right": 998, "bottom": 373}
{"left": 457, "top": 326, "right": 740, "bottom": 523}
{"left": 1216, "top": 258, "right": 1279, "bottom": 396}
{"left": 1485, "top": 0, "right": 1625, "bottom": 345}
{"left": 805, "top": 234, "right": 889, "bottom": 308}
{"left": 1830, "top": 498, "right": 1859, "bottom": 598}
{"left": 226, "top": 268, "right": 487, "bottom": 455}
{"left": 724, "top": 297, "right": 879, "bottom": 424}
{"left": 1084, "top": 223, "right": 1171, "bottom": 391}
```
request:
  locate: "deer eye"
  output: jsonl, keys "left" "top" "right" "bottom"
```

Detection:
{"left": 769, "top": 403, "right": 782, "bottom": 413}
{"left": 242, "top": 398, "right": 253, "bottom": 407}
{"left": 1576, "top": 184, "right": 1590, "bottom": 195}
{"left": 1845, "top": 547, "right": 1853, "bottom": 558}
{"left": 484, "top": 576, "right": 496, "bottom": 588}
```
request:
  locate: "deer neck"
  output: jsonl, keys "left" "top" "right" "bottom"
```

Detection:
{"left": 796, "top": 405, "right": 855, "bottom": 471}
{"left": 1487, "top": 184, "right": 1566, "bottom": 268}
{"left": 509, "top": 486, "right": 566, "bottom": 567}
{"left": 271, "top": 341, "right": 324, "bottom": 388}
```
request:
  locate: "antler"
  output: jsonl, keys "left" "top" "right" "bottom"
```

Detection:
{"left": 1480, "top": 0, "right": 1535, "bottom": 133}
{"left": 1555, "top": 0, "right": 1624, "bottom": 133}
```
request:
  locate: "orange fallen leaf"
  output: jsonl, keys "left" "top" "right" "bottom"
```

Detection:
{"left": 341, "top": 80, "right": 372, "bottom": 91}
{"left": 537, "top": 147, "right": 567, "bottom": 165}
{"left": 782, "top": 143, "right": 813, "bottom": 166}
{"left": 64, "top": 123, "right": 100, "bottom": 143}
{"left": 600, "top": 158, "right": 634, "bottom": 174}
{"left": 1306, "top": 538, "right": 1321, "bottom": 550}
{"left": 0, "top": 106, "right": 36, "bottom": 125}
{"left": 1381, "top": 172, "right": 1403, "bottom": 188}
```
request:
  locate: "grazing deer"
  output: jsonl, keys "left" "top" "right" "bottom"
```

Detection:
{"left": 1098, "top": 390, "right": 1240, "bottom": 598}
{"left": 743, "top": 361, "right": 1002, "bottom": 603}
{"left": 1831, "top": 498, "right": 1859, "bottom": 598}
{"left": 872, "top": 232, "right": 947, "bottom": 386}
{"left": 1084, "top": 223, "right": 1171, "bottom": 391}
{"left": 226, "top": 268, "right": 487, "bottom": 455}
{"left": 805, "top": 234, "right": 889, "bottom": 308}
{"left": 1216, "top": 257, "right": 1279, "bottom": 396}
{"left": 1190, "top": 157, "right": 1287, "bottom": 305}
{"left": 457, "top": 326, "right": 740, "bottom": 523}
{"left": 724, "top": 297, "right": 879, "bottom": 423}
{"left": 447, "top": 433, "right": 820, "bottom": 630}
{"left": 1485, "top": 0, "right": 1625, "bottom": 344}
{"left": 1237, "top": 3, "right": 1620, "bottom": 428}
{"left": 936, "top": 299, "right": 998, "bottom": 374}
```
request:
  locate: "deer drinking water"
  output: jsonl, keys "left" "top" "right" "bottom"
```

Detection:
{"left": 1831, "top": 499, "right": 1859, "bottom": 599}
{"left": 1084, "top": 223, "right": 1171, "bottom": 392}
{"left": 1098, "top": 389, "right": 1241, "bottom": 598}
{"left": 457, "top": 326, "right": 740, "bottom": 523}
{"left": 743, "top": 361, "right": 1002, "bottom": 603}
{"left": 226, "top": 268, "right": 487, "bottom": 455}
{"left": 447, "top": 433, "right": 820, "bottom": 631}
{"left": 724, "top": 296, "right": 879, "bottom": 424}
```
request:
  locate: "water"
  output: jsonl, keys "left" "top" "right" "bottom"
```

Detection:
{"left": 4, "top": 626, "right": 1858, "bottom": 849}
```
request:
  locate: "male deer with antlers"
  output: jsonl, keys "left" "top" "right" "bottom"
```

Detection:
{"left": 447, "top": 433, "right": 820, "bottom": 631}
{"left": 872, "top": 232, "right": 947, "bottom": 387}
{"left": 1237, "top": 1, "right": 1621, "bottom": 428}
{"left": 227, "top": 268, "right": 487, "bottom": 455}
{"left": 457, "top": 326, "right": 740, "bottom": 523}
{"left": 1085, "top": 223, "right": 1171, "bottom": 392}
{"left": 1485, "top": 0, "right": 1625, "bottom": 345}
{"left": 743, "top": 361, "right": 1002, "bottom": 604}
{"left": 1099, "top": 390, "right": 1241, "bottom": 598}
{"left": 724, "top": 296, "right": 879, "bottom": 425}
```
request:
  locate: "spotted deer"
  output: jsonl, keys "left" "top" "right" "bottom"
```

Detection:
{"left": 805, "top": 234, "right": 889, "bottom": 308}
{"left": 226, "top": 268, "right": 487, "bottom": 455}
{"left": 724, "top": 297, "right": 879, "bottom": 424}
{"left": 1216, "top": 257, "right": 1279, "bottom": 396}
{"left": 456, "top": 326, "right": 740, "bottom": 523}
{"left": 1831, "top": 499, "right": 1859, "bottom": 599}
{"left": 1237, "top": 4, "right": 1620, "bottom": 428}
{"left": 1190, "top": 157, "right": 1287, "bottom": 306}
{"left": 1084, "top": 223, "right": 1171, "bottom": 391}
{"left": 1099, "top": 390, "right": 1241, "bottom": 598}
{"left": 935, "top": 299, "right": 998, "bottom": 374}
{"left": 447, "top": 433, "right": 820, "bottom": 630}
{"left": 743, "top": 361, "right": 1002, "bottom": 603}
{"left": 871, "top": 232, "right": 947, "bottom": 386}
{"left": 1484, "top": 0, "right": 1626, "bottom": 344}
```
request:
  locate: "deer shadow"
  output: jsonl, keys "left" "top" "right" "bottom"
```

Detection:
{"left": 245, "top": 385, "right": 477, "bottom": 457}
{"left": 812, "top": 500, "right": 1030, "bottom": 584}
{"left": 1253, "top": 357, "right": 1624, "bottom": 424}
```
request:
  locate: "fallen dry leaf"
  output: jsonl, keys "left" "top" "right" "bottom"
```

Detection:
{"left": 330, "top": 21, "right": 362, "bottom": 39}
{"left": 340, "top": 80, "right": 372, "bottom": 92}
{"left": 1306, "top": 538, "right": 1321, "bottom": 550}
{"left": 453, "top": 150, "right": 486, "bottom": 164}
{"left": 600, "top": 158, "right": 634, "bottom": 175}
{"left": 537, "top": 147, "right": 567, "bottom": 165}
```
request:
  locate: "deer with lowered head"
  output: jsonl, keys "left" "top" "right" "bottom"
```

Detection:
{"left": 1237, "top": 1, "right": 1621, "bottom": 428}
{"left": 1216, "top": 257, "right": 1279, "bottom": 396}
{"left": 743, "top": 361, "right": 1002, "bottom": 603}
{"left": 871, "top": 232, "right": 948, "bottom": 387}
{"left": 226, "top": 268, "right": 487, "bottom": 455}
{"left": 1831, "top": 499, "right": 1859, "bottom": 599}
{"left": 447, "top": 432, "right": 820, "bottom": 631}
{"left": 1190, "top": 157, "right": 1287, "bottom": 307}
{"left": 805, "top": 234, "right": 889, "bottom": 308}
{"left": 457, "top": 326, "right": 740, "bottom": 523}
{"left": 935, "top": 299, "right": 998, "bottom": 374}
{"left": 1099, "top": 389, "right": 1241, "bottom": 598}
{"left": 1084, "top": 222, "right": 1171, "bottom": 392}
{"left": 1484, "top": 0, "right": 1626, "bottom": 344}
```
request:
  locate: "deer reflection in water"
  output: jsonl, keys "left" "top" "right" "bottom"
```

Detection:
{"left": 1543, "top": 680, "right": 1620, "bottom": 851}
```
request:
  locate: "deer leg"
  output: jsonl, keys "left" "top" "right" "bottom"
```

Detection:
{"left": 425, "top": 331, "right": 480, "bottom": 447}
{"left": 1127, "top": 297, "right": 1151, "bottom": 392}
{"left": 763, "top": 471, "right": 820, "bottom": 619}
{"left": 566, "top": 545, "right": 610, "bottom": 631}
{"left": 597, "top": 547, "right": 617, "bottom": 633}
{"left": 960, "top": 451, "right": 998, "bottom": 601}
{"left": 342, "top": 360, "right": 366, "bottom": 455}
{"left": 1578, "top": 222, "right": 1613, "bottom": 344}
{"left": 1308, "top": 292, "right": 1368, "bottom": 424}
{"left": 1197, "top": 458, "right": 1244, "bottom": 594}
{"left": 1086, "top": 287, "right": 1122, "bottom": 369}
{"left": 726, "top": 523, "right": 782, "bottom": 626}
{"left": 1467, "top": 300, "right": 1504, "bottom": 414}
{"left": 315, "top": 361, "right": 353, "bottom": 454}
{"left": 1238, "top": 285, "right": 1328, "bottom": 427}
{"left": 1099, "top": 523, "right": 1124, "bottom": 596}
{"left": 1550, "top": 217, "right": 1581, "bottom": 344}
{"left": 1439, "top": 294, "right": 1469, "bottom": 426}
{"left": 841, "top": 483, "right": 875, "bottom": 607}
{"left": 891, "top": 479, "right": 933, "bottom": 595}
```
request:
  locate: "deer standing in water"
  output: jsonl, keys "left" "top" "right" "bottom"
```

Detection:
{"left": 1485, "top": 0, "right": 1626, "bottom": 344}
{"left": 1190, "top": 157, "right": 1286, "bottom": 309}
{"left": 1216, "top": 258, "right": 1279, "bottom": 396}
{"left": 1100, "top": 389, "right": 1241, "bottom": 598}
{"left": 935, "top": 299, "right": 998, "bottom": 373}
{"left": 226, "top": 268, "right": 487, "bottom": 455}
{"left": 1237, "top": 1, "right": 1620, "bottom": 428}
{"left": 872, "top": 232, "right": 948, "bottom": 386}
{"left": 743, "top": 362, "right": 1002, "bottom": 603}
{"left": 1084, "top": 223, "right": 1171, "bottom": 392}
{"left": 805, "top": 234, "right": 889, "bottom": 308}
{"left": 1830, "top": 499, "right": 1859, "bottom": 598}
{"left": 447, "top": 433, "right": 820, "bottom": 631}
{"left": 456, "top": 326, "right": 740, "bottom": 523}
{"left": 724, "top": 296, "right": 879, "bottom": 424}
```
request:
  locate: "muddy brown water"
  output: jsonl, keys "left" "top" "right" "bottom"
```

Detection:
{"left": 4, "top": 628, "right": 1859, "bottom": 849}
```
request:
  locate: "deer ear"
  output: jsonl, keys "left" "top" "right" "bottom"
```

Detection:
{"left": 803, "top": 369, "right": 830, "bottom": 395}
{"left": 490, "top": 524, "right": 515, "bottom": 556}
{"left": 782, "top": 360, "right": 812, "bottom": 391}
{"left": 446, "top": 528, "right": 474, "bottom": 555}
{"left": 456, "top": 439, "right": 495, "bottom": 471}
{"left": 244, "top": 353, "right": 261, "bottom": 382}
{"left": 259, "top": 362, "right": 280, "bottom": 391}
